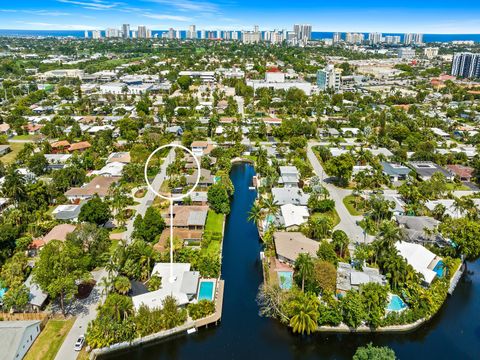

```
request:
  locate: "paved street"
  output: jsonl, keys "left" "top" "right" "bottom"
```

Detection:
{"left": 307, "top": 142, "right": 370, "bottom": 245}
{"left": 54, "top": 269, "right": 108, "bottom": 360}
{"left": 124, "top": 147, "right": 175, "bottom": 243}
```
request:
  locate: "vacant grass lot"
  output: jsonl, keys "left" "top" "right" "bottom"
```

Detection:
{"left": 202, "top": 210, "right": 225, "bottom": 256}
{"left": 1, "top": 142, "right": 25, "bottom": 164}
{"left": 343, "top": 195, "right": 365, "bottom": 216}
{"left": 25, "top": 318, "right": 75, "bottom": 360}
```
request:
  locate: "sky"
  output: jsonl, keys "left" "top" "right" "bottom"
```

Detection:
{"left": 0, "top": 0, "right": 480, "bottom": 33}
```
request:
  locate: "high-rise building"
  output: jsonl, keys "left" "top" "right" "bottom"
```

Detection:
{"left": 231, "top": 31, "right": 238, "bottom": 40}
{"left": 106, "top": 28, "right": 121, "bottom": 38}
{"left": 242, "top": 26, "right": 261, "bottom": 44}
{"left": 188, "top": 25, "right": 196, "bottom": 39}
{"left": 384, "top": 35, "right": 401, "bottom": 44}
{"left": 122, "top": 24, "right": 130, "bottom": 39}
{"left": 168, "top": 28, "right": 175, "bottom": 40}
{"left": 368, "top": 32, "right": 382, "bottom": 45}
{"left": 345, "top": 33, "right": 364, "bottom": 44}
{"left": 451, "top": 53, "right": 480, "bottom": 79}
{"left": 92, "top": 30, "right": 102, "bottom": 39}
{"left": 200, "top": 30, "right": 206, "bottom": 39}
{"left": 84, "top": 30, "right": 89, "bottom": 39}
{"left": 333, "top": 32, "right": 342, "bottom": 43}
{"left": 137, "top": 26, "right": 147, "bottom": 39}
{"left": 404, "top": 33, "right": 423, "bottom": 45}
{"left": 317, "top": 64, "right": 341, "bottom": 92}
{"left": 293, "top": 24, "right": 312, "bottom": 43}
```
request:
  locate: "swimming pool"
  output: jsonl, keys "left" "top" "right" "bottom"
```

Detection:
{"left": 433, "top": 260, "right": 445, "bottom": 278}
{"left": 198, "top": 280, "right": 216, "bottom": 301}
{"left": 387, "top": 294, "right": 408, "bottom": 312}
{"left": 277, "top": 271, "right": 293, "bottom": 290}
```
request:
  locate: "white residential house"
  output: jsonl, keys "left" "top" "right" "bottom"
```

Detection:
{"left": 0, "top": 320, "right": 42, "bottom": 360}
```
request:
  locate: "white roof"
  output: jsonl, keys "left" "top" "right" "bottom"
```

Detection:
{"left": 91, "top": 162, "right": 126, "bottom": 177}
{"left": 280, "top": 204, "right": 309, "bottom": 228}
{"left": 431, "top": 127, "right": 449, "bottom": 137}
{"left": 132, "top": 263, "right": 197, "bottom": 311}
{"left": 395, "top": 242, "right": 437, "bottom": 284}
{"left": 425, "top": 199, "right": 480, "bottom": 219}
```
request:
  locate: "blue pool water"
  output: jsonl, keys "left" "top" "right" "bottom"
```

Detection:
{"left": 387, "top": 294, "right": 408, "bottom": 312}
{"left": 198, "top": 281, "right": 215, "bottom": 301}
{"left": 0, "top": 288, "right": 6, "bottom": 299}
{"left": 433, "top": 261, "right": 445, "bottom": 278}
{"left": 277, "top": 271, "right": 293, "bottom": 290}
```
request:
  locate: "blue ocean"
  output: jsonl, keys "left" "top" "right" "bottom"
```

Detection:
{"left": 0, "top": 29, "right": 479, "bottom": 43}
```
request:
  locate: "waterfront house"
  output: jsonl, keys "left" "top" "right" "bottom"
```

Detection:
{"left": 278, "top": 166, "right": 300, "bottom": 188}
{"left": 395, "top": 241, "right": 443, "bottom": 286}
{"left": 131, "top": 263, "right": 200, "bottom": 311}
{"left": 167, "top": 205, "right": 209, "bottom": 230}
{"left": 186, "top": 169, "right": 214, "bottom": 187}
{"left": 336, "top": 262, "right": 387, "bottom": 295}
{"left": 271, "top": 187, "right": 310, "bottom": 206}
{"left": 273, "top": 232, "right": 318, "bottom": 265}
{"left": 279, "top": 204, "right": 309, "bottom": 229}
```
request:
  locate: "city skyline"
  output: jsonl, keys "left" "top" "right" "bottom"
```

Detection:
{"left": 0, "top": 0, "right": 480, "bottom": 34}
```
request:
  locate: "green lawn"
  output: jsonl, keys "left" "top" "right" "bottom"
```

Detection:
{"left": 445, "top": 182, "right": 470, "bottom": 191}
{"left": 343, "top": 195, "right": 365, "bottom": 216}
{"left": 1, "top": 142, "right": 25, "bottom": 164}
{"left": 311, "top": 209, "right": 341, "bottom": 227}
{"left": 11, "top": 134, "right": 35, "bottom": 140}
{"left": 202, "top": 210, "right": 225, "bottom": 256}
{"left": 24, "top": 318, "right": 75, "bottom": 360}
{"left": 205, "top": 210, "right": 224, "bottom": 234}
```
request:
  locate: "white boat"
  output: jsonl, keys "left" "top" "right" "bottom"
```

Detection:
{"left": 187, "top": 328, "right": 197, "bottom": 334}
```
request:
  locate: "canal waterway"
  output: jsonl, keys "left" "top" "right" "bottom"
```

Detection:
{"left": 108, "top": 163, "right": 480, "bottom": 360}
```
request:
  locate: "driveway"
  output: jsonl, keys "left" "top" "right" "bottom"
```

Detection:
{"left": 307, "top": 142, "right": 371, "bottom": 245}
{"left": 54, "top": 269, "right": 108, "bottom": 360}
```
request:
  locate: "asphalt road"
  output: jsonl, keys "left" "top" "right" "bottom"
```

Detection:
{"left": 54, "top": 269, "right": 108, "bottom": 360}
{"left": 307, "top": 142, "right": 369, "bottom": 245}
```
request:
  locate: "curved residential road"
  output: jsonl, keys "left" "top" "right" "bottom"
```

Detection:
{"left": 307, "top": 142, "right": 371, "bottom": 245}
{"left": 123, "top": 147, "right": 175, "bottom": 243}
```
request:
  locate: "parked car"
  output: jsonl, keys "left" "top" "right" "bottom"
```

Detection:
{"left": 74, "top": 335, "right": 85, "bottom": 351}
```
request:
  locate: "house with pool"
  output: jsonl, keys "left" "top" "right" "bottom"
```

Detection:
{"left": 395, "top": 242, "right": 444, "bottom": 286}
{"left": 336, "top": 262, "right": 387, "bottom": 297}
{"left": 132, "top": 263, "right": 217, "bottom": 311}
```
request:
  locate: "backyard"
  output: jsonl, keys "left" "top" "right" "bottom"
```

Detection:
{"left": 201, "top": 210, "right": 224, "bottom": 256}
{"left": 1, "top": 142, "right": 25, "bottom": 164}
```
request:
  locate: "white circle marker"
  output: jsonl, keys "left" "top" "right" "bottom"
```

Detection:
{"left": 144, "top": 143, "right": 201, "bottom": 283}
{"left": 144, "top": 143, "right": 201, "bottom": 202}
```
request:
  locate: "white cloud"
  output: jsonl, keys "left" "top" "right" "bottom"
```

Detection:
{"left": 143, "top": 13, "right": 191, "bottom": 22}
{"left": 57, "top": 0, "right": 119, "bottom": 10}
{"left": 16, "top": 21, "right": 100, "bottom": 30}
{"left": 144, "top": 0, "right": 220, "bottom": 14}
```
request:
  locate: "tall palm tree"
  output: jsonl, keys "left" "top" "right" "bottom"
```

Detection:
{"left": 262, "top": 196, "right": 279, "bottom": 218}
{"left": 294, "top": 253, "right": 315, "bottom": 292}
{"left": 289, "top": 295, "right": 320, "bottom": 335}
{"left": 247, "top": 202, "right": 263, "bottom": 225}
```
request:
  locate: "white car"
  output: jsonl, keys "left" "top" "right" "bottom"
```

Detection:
{"left": 74, "top": 335, "right": 85, "bottom": 351}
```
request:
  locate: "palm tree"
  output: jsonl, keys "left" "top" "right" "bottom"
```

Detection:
{"left": 247, "top": 202, "right": 263, "bottom": 225}
{"left": 262, "top": 196, "right": 279, "bottom": 218}
{"left": 289, "top": 295, "right": 320, "bottom": 335}
{"left": 1, "top": 168, "right": 26, "bottom": 205}
{"left": 294, "top": 253, "right": 314, "bottom": 292}
{"left": 308, "top": 216, "right": 333, "bottom": 241}
{"left": 114, "top": 276, "right": 131, "bottom": 295}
